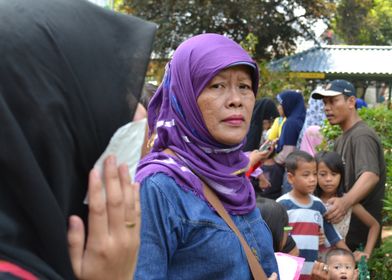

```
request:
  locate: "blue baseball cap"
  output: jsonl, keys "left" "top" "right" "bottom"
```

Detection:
{"left": 312, "top": 79, "right": 356, "bottom": 99}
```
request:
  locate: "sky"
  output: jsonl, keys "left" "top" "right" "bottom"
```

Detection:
{"left": 295, "top": 20, "right": 328, "bottom": 53}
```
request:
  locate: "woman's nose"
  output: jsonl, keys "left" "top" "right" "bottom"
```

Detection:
{"left": 227, "top": 87, "right": 242, "bottom": 107}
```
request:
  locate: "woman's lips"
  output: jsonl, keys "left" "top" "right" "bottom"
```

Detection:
{"left": 223, "top": 115, "right": 244, "bottom": 125}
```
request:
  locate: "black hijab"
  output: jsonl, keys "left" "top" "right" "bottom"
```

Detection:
{"left": 0, "top": 0, "right": 155, "bottom": 279}
{"left": 243, "top": 98, "right": 279, "bottom": 152}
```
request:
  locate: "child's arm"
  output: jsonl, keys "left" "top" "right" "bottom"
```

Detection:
{"left": 323, "top": 220, "right": 351, "bottom": 252}
{"left": 352, "top": 203, "right": 380, "bottom": 260}
{"left": 334, "top": 239, "right": 351, "bottom": 252}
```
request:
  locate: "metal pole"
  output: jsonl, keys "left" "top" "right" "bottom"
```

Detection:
{"left": 388, "top": 81, "right": 391, "bottom": 109}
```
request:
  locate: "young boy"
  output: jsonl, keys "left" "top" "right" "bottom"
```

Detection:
{"left": 325, "top": 248, "right": 358, "bottom": 280}
{"left": 277, "top": 150, "right": 350, "bottom": 280}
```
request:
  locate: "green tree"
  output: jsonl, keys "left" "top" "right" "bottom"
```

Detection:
{"left": 122, "top": 0, "right": 335, "bottom": 60}
{"left": 361, "top": 0, "right": 392, "bottom": 45}
{"left": 334, "top": 0, "right": 392, "bottom": 45}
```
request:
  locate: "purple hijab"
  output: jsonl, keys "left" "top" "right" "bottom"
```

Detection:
{"left": 136, "top": 33, "right": 259, "bottom": 214}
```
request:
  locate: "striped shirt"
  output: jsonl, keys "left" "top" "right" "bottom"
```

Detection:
{"left": 277, "top": 193, "right": 342, "bottom": 280}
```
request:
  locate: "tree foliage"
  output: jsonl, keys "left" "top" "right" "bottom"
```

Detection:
{"left": 122, "top": 0, "right": 335, "bottom": 60}
{"left": 334, "top": 0, "right": 392, "bottom": 45}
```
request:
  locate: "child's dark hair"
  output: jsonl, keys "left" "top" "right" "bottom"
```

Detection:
{"left": 314, "top": 151, "right": 345, "bottom": 198}
{"left": 256, "top": 197, "right": 289, "bottom": 252}
{"left": 285, "top": 150, "right": 315, "bottom": 174}
{"left": 325, "top": 248, "right": 355, "bottom": 265}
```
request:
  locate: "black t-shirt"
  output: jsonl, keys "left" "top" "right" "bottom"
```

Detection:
{"left": 334, "top": 121, "right": 386, "bottom": 250}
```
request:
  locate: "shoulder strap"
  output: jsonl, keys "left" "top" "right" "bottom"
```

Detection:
{"left": 163, "top": 149, "right": 268, "bottom": 280}
{"left": 202, "top": 183, "right": 268, "bottom": 280}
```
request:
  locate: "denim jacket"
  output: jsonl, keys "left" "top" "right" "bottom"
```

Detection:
{"left": 135, "top": 173, "right": 279, "bottom": 279}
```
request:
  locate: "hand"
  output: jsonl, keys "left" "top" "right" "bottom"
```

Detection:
{"left": 324, "top": 197, "right": 349, "bottom": 224}
{"left": 353, "top": 251, "right": 370, "bottom": 262}
{"left": 258, "top": 174, "right": 271, "bottom": 190}
{"left": 67, "top": 155, "right": 141, "bottom": 280}
{"left": 311, "top": 261, "right": 329, "bottom": 280}
{"left": 268, "top": 272, "right": 278, "bottom": 280}
{"left": 248, "top": 149, "right": 272, "bottom": 167}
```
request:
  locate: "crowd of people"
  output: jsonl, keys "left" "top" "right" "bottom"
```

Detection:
{"left": 0, "top": 1, "right": 386, "bottom": 280}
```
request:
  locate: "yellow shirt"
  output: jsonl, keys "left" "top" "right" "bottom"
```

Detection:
{"left": 267, "top": 117, "right": 286, "bottom": 140}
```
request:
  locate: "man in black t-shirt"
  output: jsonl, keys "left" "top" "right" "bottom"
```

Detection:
{"left": 312, "top": 80, "right": 385, "bottom": 250}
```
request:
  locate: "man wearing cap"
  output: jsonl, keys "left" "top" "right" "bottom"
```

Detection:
{"left": 312, "top": 79, "right": 386, "bottom": 251}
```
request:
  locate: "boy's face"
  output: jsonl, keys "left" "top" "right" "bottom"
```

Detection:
{"left": 287, "top": 160, "right": 317, "bottom": 195}
{"left": 327, "top": 255, "right": 358, "bottom": 280}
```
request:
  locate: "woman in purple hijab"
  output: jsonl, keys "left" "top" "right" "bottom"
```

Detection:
{"left": 135, "top": 34, "right": 279, "bottom": 279}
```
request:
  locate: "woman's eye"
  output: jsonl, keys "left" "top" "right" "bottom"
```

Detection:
{"left": 211, "top": 83, "right": 223, "bottom": 89}
{"left": 239, "top": 83, "right": 251, "bottom": 90}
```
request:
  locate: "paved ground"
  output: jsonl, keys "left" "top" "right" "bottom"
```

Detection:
{"left": 382, "top": 226, "right": 392, "bottom": 239}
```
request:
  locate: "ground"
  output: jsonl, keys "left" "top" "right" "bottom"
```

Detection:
{"left": 382, "top": 226, "right": 392, "bottom": 239}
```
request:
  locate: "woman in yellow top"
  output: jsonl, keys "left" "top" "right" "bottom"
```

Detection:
{"left": 267, "top": 104, "right": 286, "bottom": 141}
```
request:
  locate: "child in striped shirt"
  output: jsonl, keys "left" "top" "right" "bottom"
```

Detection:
{"left": 277, "top": 150, "right": 350, "bottom": 280}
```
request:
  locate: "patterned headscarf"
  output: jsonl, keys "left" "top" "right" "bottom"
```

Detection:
{"left": 136, "top": 33, "right": 259, "bottom": 214}
{"left": 297, "top": 97, "right": 326, "bottom": 148}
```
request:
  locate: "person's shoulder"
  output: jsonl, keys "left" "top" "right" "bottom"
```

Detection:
{"left": 350, "top": 122, "right": 382, "bottom": 144}
{"left": 276, "top": 193, "right": 294, "bottom": 209}
{"left": 276, "top": 193, "right": 290, "bottom": 203}
{"left": 339, "top": 121, "right": 380, "bottom": 145}
{"left": 310, "top": 195, "right": 326, "bottom": 210}
{"left": 141, "top": 172, "right": 204, "bottom": 208}
{"left": 309, "top": 194, "right": 325, "bottom": 208}
{"left": 350, "top": 121, "right": 378, "bottom": 137}
{"left": 310, "top": 194, "right": 322, "bottom": 203}
{"left": 142, "top": 172, "right": 176, "bottom": 186}
{"left": 141, "top": 172, "right": 183, "bottom": 198}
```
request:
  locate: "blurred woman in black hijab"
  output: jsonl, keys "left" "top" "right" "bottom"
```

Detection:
{"left": 244, "top": 99, "right": 279, "bottom": 198}
{"left": 244, "top": 98, "right": 279, "bottom": 152}
{"left": 0, "top": 0, "right": 155, "bottom": 279}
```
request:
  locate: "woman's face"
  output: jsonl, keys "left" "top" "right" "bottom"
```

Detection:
{"left": 197, "top": 65, "right": 255, "bottom": 145}
{"left": 277, "top": 104, "right": 284, "bottom": 117}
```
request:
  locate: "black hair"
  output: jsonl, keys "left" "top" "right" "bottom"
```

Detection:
{"left": 256, "top": 197, "right": 288, "bottom": 252}
{"left": 285, "top": 150, "right": 315, "bottom": 174}
{"left": 325, "top": 248, "right": 355, "bottom": 265}
{"left": 140, "top": 82, "right": 157, "bottom": 109}
{"left": 314, "top": 151, "right": 345, "bottom": 198}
